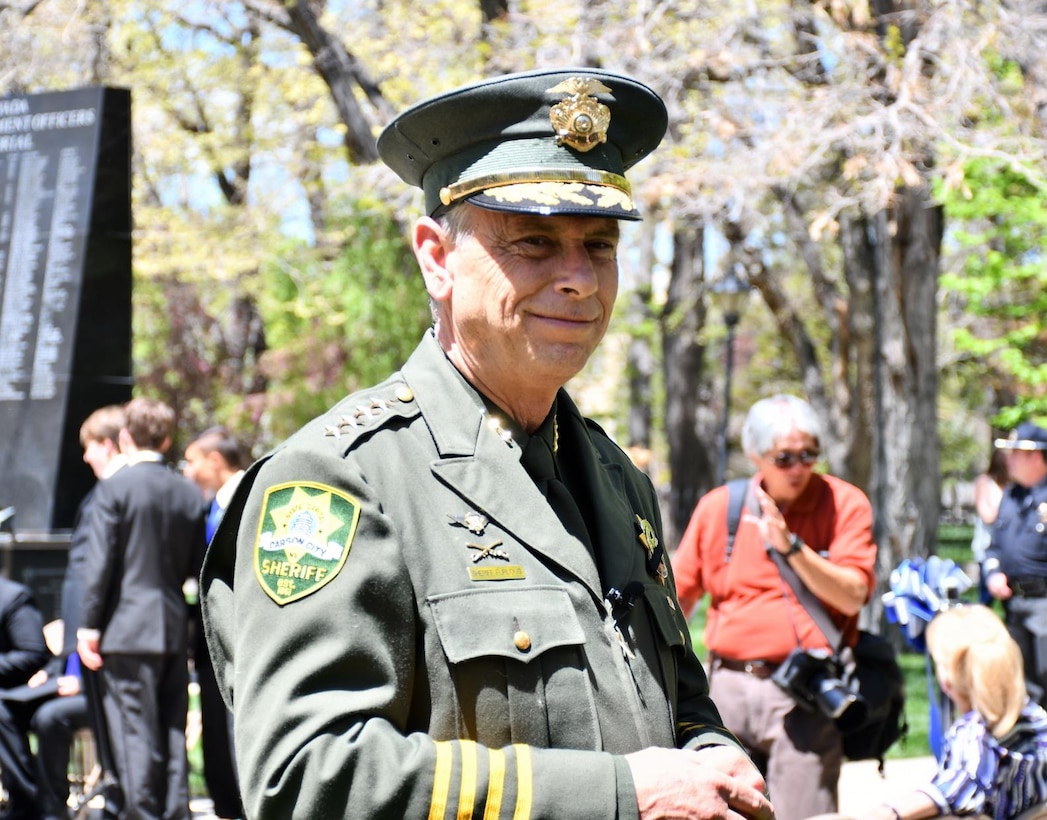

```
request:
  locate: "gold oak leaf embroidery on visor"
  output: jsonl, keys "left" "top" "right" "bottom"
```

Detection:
{"left": 482, "top": 182, "right": 634, "bottom": 211}
{"left": 253, "top": 482, "right": 361, "bottom": 605}
{"left": 594, "top": 188, "right": 635, "bottom": 210}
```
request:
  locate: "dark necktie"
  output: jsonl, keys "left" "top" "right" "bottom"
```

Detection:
{"left": 520, "top": 419, "right": 593, "bottom": 552}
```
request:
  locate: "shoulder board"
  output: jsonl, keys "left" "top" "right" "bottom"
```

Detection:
{"left": 319, "top": 379, "right": 419, "bottom": 453}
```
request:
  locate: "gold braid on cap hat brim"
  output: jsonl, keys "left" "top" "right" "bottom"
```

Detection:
{"left": 439, "top": 167, "right": 631, "bottom": 207}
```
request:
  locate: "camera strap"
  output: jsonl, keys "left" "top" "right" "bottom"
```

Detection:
{"left": 723, "top": 478, "right": 845, "bottom": 652}
{"left": 768, "top": 548, "right": 844, "bottom": 652}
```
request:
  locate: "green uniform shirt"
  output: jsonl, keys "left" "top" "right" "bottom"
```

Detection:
{"left": 201, "top": 330, "right": 740, "bottom": 819}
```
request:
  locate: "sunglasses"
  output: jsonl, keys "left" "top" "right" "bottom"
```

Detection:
{"left": 768, "top": 450, "right": 820, "bottom": 468}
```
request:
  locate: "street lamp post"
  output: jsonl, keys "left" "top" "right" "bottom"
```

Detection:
{"left": 712, "top": 263, "right": 749, "bottom": 486}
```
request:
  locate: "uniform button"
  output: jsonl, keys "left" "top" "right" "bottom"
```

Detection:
{"left": 395, "top": 385, "right": 415, "bottom": 402}
{"left": 513, "top": 631, "right": 532, "bottom": 652}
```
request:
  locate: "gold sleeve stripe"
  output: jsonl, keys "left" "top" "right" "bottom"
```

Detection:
{"left": 429, "top": 741, "right": 453, "bottom": 820}
{"left": 512, "top": 744, "right": 533, "bottom": 820}
{"left": 483, "top": 748, "right": 506, "bottom": 820}
{"left": 457, "top": 739, "right": 478, "bottom": 819}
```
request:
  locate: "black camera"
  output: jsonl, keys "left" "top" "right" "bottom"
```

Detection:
{"left": 771, "top": 648, "right": 869, "bottom": 733}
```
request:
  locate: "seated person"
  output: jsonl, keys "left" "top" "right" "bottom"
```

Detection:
{"left": 0, "top": 580, "right": 57, "bottom": 819}
{"left": 30, "top": 624, "right": 91, "bottom": 820}
{"left": 868, "top": 604, "right": 1047, "bottom": 820}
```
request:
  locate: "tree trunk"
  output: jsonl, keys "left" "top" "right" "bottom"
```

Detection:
{"left": 627, "top": 218, "right": 657, "bottom": 453}
{"left": 662, "top": 226, "right": 714, "bottom": 547}
{"left": 837, "top": 187, "right": 943, "bottom": 623}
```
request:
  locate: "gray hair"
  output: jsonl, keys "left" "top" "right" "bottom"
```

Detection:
{"left": 437, "top": 203, "right": 474, "bottom": 242}
{"left": 741, "top": 394, "right": 823, "bottom": 458}
{"left": 427, "top": 205, "right": 476, "bottom": 326}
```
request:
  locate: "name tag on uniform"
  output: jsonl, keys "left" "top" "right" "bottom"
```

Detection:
{"left": 468, "top": 566, "right": 526, "bottom": 581}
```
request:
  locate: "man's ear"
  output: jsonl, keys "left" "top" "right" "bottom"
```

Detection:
{"left": 208, "top": 449, "right": 227, "bottom": 473}
{"left": 413, "top": 216, "right": 453, "bottom": 303}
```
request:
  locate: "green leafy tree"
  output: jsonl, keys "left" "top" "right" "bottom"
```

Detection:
{"left": 255, "top": 203, "right": 431, "bottom": 444}
{"left": 939, "top": 156, "right": 1047, "bottom": 428}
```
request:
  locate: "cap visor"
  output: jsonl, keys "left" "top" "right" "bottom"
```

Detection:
{"left": 994, "top": 439, "right": 1047, "bottom": 450}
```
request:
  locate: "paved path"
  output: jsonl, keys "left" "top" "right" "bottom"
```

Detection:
{"left": 839, "top": 756, "right": 938, "bottom": 815}
{"left": 190, "top": 797, "right": 219, "bottom": 818}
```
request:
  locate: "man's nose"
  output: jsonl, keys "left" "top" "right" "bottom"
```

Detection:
{"left": 555, "top": 246, "right": 600, "bottom": 296}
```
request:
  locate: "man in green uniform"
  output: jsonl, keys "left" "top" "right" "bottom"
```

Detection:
{"left": 201, "top": 67, "right": 774, "bottom": 820}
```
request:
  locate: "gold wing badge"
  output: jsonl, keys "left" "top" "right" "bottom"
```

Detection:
{"left": 548, "top": 78, "right": 612, "bottom": 152}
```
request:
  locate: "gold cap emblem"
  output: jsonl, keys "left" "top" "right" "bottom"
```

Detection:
{"left": 548, "top": 78, "right": 612, "bottom": 152}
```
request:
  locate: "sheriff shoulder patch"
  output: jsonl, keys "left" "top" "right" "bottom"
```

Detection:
{"left": 254, "top": 482, "right": 361, "bottom": 605}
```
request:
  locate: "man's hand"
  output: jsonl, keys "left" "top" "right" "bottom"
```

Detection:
{"left": 77, "top": 636, "right": 104, "bottom": 670}
{"left": 986, "top": 572, "right": 1012, "bottom": 601}
{"left": 27, "top": 669, "right": 49, "bottom": 688}
{"left": 747, "top": 485, "right": 790, "bottom": 554}
{"left": 626, "top": 745, "right": 774, "bottom": 820}
{"left": 56, "top": 675, "right": 81, "bottom": 697}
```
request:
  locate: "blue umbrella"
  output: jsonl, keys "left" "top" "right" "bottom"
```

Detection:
{"left": 883, "top": 556, "right": 973, "bottom": 651}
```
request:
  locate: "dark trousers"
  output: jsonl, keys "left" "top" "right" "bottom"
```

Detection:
{"left": 195, "top": 628, "right": 241, "bottom": 818}
{"left": 0, "top": 697, "right": 39, "bottom": 818}
{"left": 1004, "top": 595, "right": 1047, "bottom": 705}
{"left": 31, "top": 693, "right": 89, "bottom": 819}
{"left": 101, "top": 653, "right": 190, "bottom": 820}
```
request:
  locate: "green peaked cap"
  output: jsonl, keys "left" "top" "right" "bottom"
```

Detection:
{"left": 377, "top": 67, "right": 668, "bottom": 221}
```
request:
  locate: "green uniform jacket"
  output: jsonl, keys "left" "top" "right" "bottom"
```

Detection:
{"left": 202, "top": 331, "right": 739, "bottom": 819}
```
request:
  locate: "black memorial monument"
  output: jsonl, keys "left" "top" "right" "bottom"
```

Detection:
{"left": 0, "top": 87, "right": 132, "bottom": 619}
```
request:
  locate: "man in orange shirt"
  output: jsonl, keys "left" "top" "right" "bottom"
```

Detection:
{"left": 671, "top": 393, "right": 877, "bottom": 820}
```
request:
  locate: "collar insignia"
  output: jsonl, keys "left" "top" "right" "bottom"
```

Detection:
{"left": 548, "top": 77, "right": 612, "bottom": 153}
{"left": 449, "top": 510, "right": 489, "bottom": 535}
{"left": 635, "top": 515, "right": 668, "bottom": 585}
{"left": 635, "top": 515, "right": 658, "bottom": 558}
{"left": 468, "top": 539, "right": 509, "bottom": 563}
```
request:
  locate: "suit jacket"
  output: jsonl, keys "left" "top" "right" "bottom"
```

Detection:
{"left": 58, "top": 485, "right": 96, "bottom": 662}
{"left": 81, "top": 459, "right": 206, "bottom": 655}
{"left": 202, "top": 330, "right": 739, "bottom": 820}
{"left": 0, "top": 577, "right": 49, "bottom": 689}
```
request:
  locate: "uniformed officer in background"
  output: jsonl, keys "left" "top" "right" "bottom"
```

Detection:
{"left": 201, "top": 67, "right": 774, "bottom": 820}
{"left": 985, "top": 421, "right": 1047, "bottom": 704}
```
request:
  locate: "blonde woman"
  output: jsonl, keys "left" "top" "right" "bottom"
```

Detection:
{"left": 874, "top": 605, "right": 1047, "bottom": 820}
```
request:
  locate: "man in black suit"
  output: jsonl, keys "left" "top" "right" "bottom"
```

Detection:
{"left": 182, "top": 426, "right": 245, "bottom": 819}
{"left": 78, "top": 397, "right": 206, "bottom": 820}
{"left": 33, "top": 403, "right": 127, "bottom": 820}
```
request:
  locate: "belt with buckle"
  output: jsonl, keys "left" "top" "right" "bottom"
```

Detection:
{"left": 710, "top": 654, "right": 780, "bottom": 679}
{"left": 1012, "top": 576, "right": 1047, "bottom": 598}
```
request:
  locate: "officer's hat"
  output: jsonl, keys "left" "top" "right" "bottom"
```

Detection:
{"left": 377, "top": 68, "right": 667, "bottom": 221}
{"left": 995, "top": 422, "right": 1047, "bottom": 451}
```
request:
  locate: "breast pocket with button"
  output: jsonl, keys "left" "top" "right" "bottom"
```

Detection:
{"left": 427, "top": 585, "right": 600, "bottom": 750}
